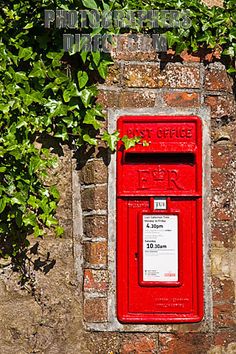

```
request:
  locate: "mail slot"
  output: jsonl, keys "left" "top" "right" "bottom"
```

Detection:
{"left": 116, "top": 115, "right": 203, "bottom": 323}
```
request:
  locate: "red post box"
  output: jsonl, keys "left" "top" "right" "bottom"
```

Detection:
{"left": 116, "top": 115, "right": 203, "bottom": 323}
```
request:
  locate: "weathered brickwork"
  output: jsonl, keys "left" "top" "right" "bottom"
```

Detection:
{"left": 0, "top": 35, "right": 235, "bottom": 353}
{"left": 79, "top": 37, "right": 236, "bottom": 352}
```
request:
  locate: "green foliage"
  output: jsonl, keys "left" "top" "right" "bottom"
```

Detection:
{"left": 0, "top": 0, "right": 235, "bottom": 271}
{"left": 102, "top": 131, "right": 120, "bottom": 151}
{"left": 117, "top": 0, "right": 236, "bottom": 68}
{"left": 121, "top": 135, "right": 141, "bottom": 150}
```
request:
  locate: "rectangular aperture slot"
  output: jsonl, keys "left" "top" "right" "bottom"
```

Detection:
{"left": 124, "top": 153, "right": 195, "bottom": 165}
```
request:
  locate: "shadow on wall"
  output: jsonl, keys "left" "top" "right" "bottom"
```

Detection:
{"left": 73, "top": 145, "right": 111, "bottom": 170}
{"left": 0, "top": 238, "right": 56, "bottom": 295}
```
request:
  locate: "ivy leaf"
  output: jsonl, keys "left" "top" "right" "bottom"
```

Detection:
{"left": 83, "top": 134, "right": 97, "bottom": 145}
{"left": 54, "top": 130, "right": 68, "bottom": 141}
{"left": 55, "top": 225, "right": 64, "bottom": 237}
{"left": 68, "top": 43, "right": 80, "bottom": 56}
{"left": 29, "top": 61, "right": 46, "bottom": 78}
{"left": 15, "top": 71, "right": 28, "bottom": 83}
{"left": 98, "top": 60, "right": 113, "bottom": 79}
{"left": 91, "top": 27, "right": 103, "bottom": 37}
{"left": 18, "top": 47, "right": 33, "bottom": 61}
{"left": 80, "top": 51, "right": 88, "bottom": 63}
{"left": 222, "top": 46, "right": 235, "bottom": 57}
{"left": 62, "top": 116, "right": 74, "bottom": 128}
{"left": 101, "top": 0, "right": 110, "bottom": 11}
{"left": 102, "top": 131, "right": 119, "bottom": 151}
{"left": 227, "top": 66, "right": 236, "bottom": 74}
{"left": 33, "top": 225, "right": 44, "bottom": 237}
{"left": 15, "top": 210, "right": 23, "bottom": 227}
{"left": 79, "top": 88, "right": 93, "bottom": 107}
{"left": 63, "top": 90, "right": 71, "bottom": 103}
{"left": 83, "top": 110, "right": 101, "bottom": 129}
{"left": 23, "top": 94, "right": 33, "bottom": 106}
{"left": 50, "top": 186, "right": 60, "bottom": 201}
{"left": 82, "top": 0, "right": 98, "bottom": 10}
{"left": 0, "top": 103, "right": 10, "bottom": 113}
{"left": 55, "top": 75, "right": 69, "bottom": 85}
{"left": 28, "top": 195, "right": 38, "bottom": 209}
{"left": 77, "top": 71, "right": 88, "bottom": 89}
{"left": 45, "top": 215, "right": 58, "bottom": 227}
{"left": 29, "top": 156, "right": 42, "bottom": 175}
{"left": 46, "top": 51, "right": 64, "bottom": 67}
{"left": 23, "top": 22, "right": 33, "bottom": 29}
{"left": 121, "top": 135, "right": 141, "bottom": 150}
{"left": 92, "top": 51, "right": 100, "bottom": 66}
{"left": 0, "top": 198, "right": 7, "bottom": 213}
{"left": 12, "top": 192, "right": 26, "bottom": 205}
{"left": 23, "top": 212, "right": 37, "bottom": 227}
{"left": 166, "top": 31, "right": 180, "bottom": 47}
{"left": 63, "top": 83, "right": 80, "bottom": 103}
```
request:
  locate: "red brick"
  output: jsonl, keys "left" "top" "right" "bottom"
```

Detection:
{"left": 96, "top": 89, "right": 119, "bottom": 108}
{"left": 213, "top": 207, "right": 232, "bottom": 221}
{"left": 120, "top": 335, "right": 156, "bottom": 354}
{"left": 203, "top": 0, "right": 223, "bottom": 8}
{"left": 84, "top": 333, "right": 121, "bottom": 353}
{"left": 83, "top": 215, "right": 108, "bottom": 238}
{"left": 180, "top": 50, "right": 201, "bottom": 62}
{"left": 81, "top": 186, "right": 107, "bottom": 211}
{"left": 212, "top": 187, "right": 234, "bottom": 222}
{"left": 205, "top": 49, "right": 222, "bottom": 61}
{"left": 166, "top": 49, "right": 175, "bottom": 55}
{"left": 112, "top": 34, "right": 158, "bottom": 62}
{"left": 211, "top": 145, "right": 232, "bottom": 169}
{"left": 212, "top": 222, "right": 235, "bottom": 248}
{"left": 233, "top": 126, "right": 236, "bottom": 145}
{"left": 214, "top": 331, "right": 236, "bottom": 346}
{"left": 123, "top": 64, "right": 161, "bottom": 88}
{"left": 160, "top": 63, "right": 201, "bottom": 88}
{"left": 123, "top": 63, "right": 200, "bottom": 89}
{"left": 214, "top": 303, "right": 236, "bottom": 328}
{"left": 83, "top": 269, "right": 108, "bottom": 293}
{"left": 159, "top": 334, "right": 177, "bottom": 354}
{"left": 205, "top": 67, "right": 233, "bottom": 93}
{"left": 212, "top": 126, "right": 233, "bottom": 144}
{"left": 84, "top": 242, "right": 107, "bottom": 266}
{"left": 212, "top": 171, "right": 228, "bottom": 189}
{"left": 159, "top": 333, "right": 212, "bottom": 354}
{"left": 163, "top": 92, "right": 200, "bottom": 107}
{"left": 80, "top": 160, "right": 108, "bottom": 185}
{"left": 202, "top": 0, "right": 223, "bottom": 9}
{"left": 212, "top": 277, "right": 235, "bottom": 303}
{"left": 119, "top": 91, "right": 156, "bottom": 108}
{"left": 205, "top": 95, "right": 236, "bottom": 119}
{"left": 106, "top": 63, "right": 121, "bottom": 85}
{"left": 84, "top": 298, "right": 107, "bottom": 322}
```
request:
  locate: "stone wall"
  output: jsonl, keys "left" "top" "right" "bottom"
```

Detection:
{"left": 0, "top": 39, "right": 235, "bottom": 353}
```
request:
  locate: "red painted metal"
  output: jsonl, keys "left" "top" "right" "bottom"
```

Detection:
{"left": 116, "top": 116, "right": 203, "bottom": 323}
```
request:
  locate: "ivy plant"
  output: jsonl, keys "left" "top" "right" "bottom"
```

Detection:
{"left": 0, "top": 0, "right": 235, "bottom": 277}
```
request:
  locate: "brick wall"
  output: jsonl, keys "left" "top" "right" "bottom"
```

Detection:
{"left": 79, "top": 37, "right": 236, "bottom": 352}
